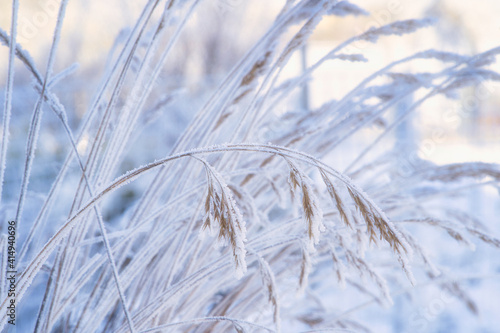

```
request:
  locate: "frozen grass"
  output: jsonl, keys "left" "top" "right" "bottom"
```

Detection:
{"left": 1, "top": 0, "right": 500, "bottom": 332}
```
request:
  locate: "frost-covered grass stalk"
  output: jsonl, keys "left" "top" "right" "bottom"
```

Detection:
{"left": 1, "top": 0, "right": 500, "bottom": 332}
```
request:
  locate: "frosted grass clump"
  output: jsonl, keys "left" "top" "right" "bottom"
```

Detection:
{"left": 0, "top": 0, "right": 499, "bottom": 332}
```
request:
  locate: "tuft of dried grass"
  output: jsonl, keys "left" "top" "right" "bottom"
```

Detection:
{"left": 256, "top": 253, "right": 281, "bottom": 332}
{"left": 286, "top": 159, "right": 325, "bottom": 247}
{"left": 200, "top": 158, "right": 247, "bottom": 277}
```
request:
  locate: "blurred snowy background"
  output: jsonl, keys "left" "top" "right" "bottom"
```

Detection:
{"left": 1, "top": 0, "right": 499, "bottom": 332}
